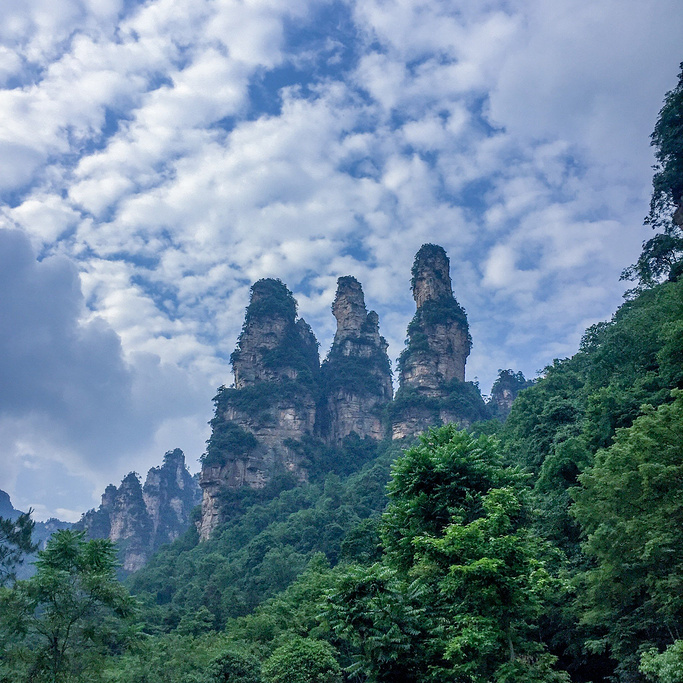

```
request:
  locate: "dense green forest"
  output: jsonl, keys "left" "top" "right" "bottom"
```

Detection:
{"left": 1, "top": 63, "right": 683, "bottom": 683}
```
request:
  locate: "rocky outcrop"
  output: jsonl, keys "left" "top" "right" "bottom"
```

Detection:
{"left": 231, "top": 279, "right": 319, "bottom": 389}
{"left": 143, "top": 448, "right": 201, "bottom": 548}
{"left": 318, "top": 277, "right": 393, "bottom": 443}
{"left": 77, "top": 450, "right": 200, "bottom": 572}
{"left": 487, "top": 369, "right": 534, "bottom": 421}
{"left": 199, "top": 279, "right": 320, "bottom": 540}
{"left": 391, "top": 244, "right": 486, "bottom": 438}
{"left": 400, "top": 244, "right": 470, "bottom": 391}
{"left": 0, "top": 489, "right": 17, "bottom": 519}
{"left": 198, "top": 248, "right": 489, "bottom": 539}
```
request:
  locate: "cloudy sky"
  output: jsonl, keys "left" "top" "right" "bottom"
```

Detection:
{"left": 0, "top": 0, "right": 681, "bottom": 521}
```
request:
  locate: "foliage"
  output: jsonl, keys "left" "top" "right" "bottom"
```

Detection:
{"left": 499, "top": 277, "right": 683, "bottom": 559}
{"left": 571, "top": 393, "right": 683, "bottom": 680}
{"left": 129, "top": 445, "right": 398, "bottom": 630}
{"left": 382, "top": 426, "right": 507, "bottom": 570}
{"left": 203, "top": 648, "right": 262, "bottom": 683}
{"left": 0, "top": 512, "right": 37, "bottom": 586}
{"left": 623, "top": 63, "right": 683, "bottom": 286}
{"left": 261, "top": 637, "right": 341, "bottom": 683}
{"left": 387, "top": 381, "right": 488, "bottom": 430}
{"left": 320, "top": 347, "right": 391, "bottom": 398}
{"left": 203, "top": 418, "right": 259, "bottom": 467}
{"left": 641, "top": 641, "right": 683, "bottom": 683}
{"left": 100, "top": 632, "right": 241, "bottom": 683}
{"left": 0, "top": 529, "right": 136, "bottom": 682}
{"left": 323, "top": 426, "right": 569, "bottom": 683}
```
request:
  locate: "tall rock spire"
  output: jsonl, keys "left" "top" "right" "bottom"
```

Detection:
{"left": 318, "top": 276, "right": 393, "bottom": 443}
{"left": 399, "top": 244, "right": 470, "bottom": 390}
{"left": 75, "top": 450, "right": 200, "bottom": 573}
{"left": 199, "top": 279, "right": 319, "bottom": 540}
{"left": 391, "top": 244, "right": 486, "bottom": 438}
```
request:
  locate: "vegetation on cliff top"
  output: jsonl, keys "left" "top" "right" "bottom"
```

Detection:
{"left": 623, "top": 62, "right": 683, "bottom": 286}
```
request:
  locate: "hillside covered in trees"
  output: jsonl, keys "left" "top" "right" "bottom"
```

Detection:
{"left": 1, "top": 62, "right": 682, "bottom": 683}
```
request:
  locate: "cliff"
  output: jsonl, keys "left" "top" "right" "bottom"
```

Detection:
{"left": 317, "top": 276, "right": 393, "bottom": 443}
{"left": 487, "top": 369, "right": 534, "bottom": 421}
{"left": 199, "top": 279, "right": 320, "bottom": 540}
{"left": 198, "top": 246, "right": 492, "bottom": 540}
{"left": 390, "top": 244, "right": 487, "bottom": 437}
{"left": 76, "top": 449, "right": 200, "bottom": 572}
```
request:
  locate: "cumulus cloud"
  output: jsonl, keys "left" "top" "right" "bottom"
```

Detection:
{"left": 0, "top": 229, "right": 213, "bottom": 517}
{"left": 0, "top": 0, "right": 681, "bottom": 517}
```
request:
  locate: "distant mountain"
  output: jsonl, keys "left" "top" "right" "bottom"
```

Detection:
{"left": 0, "top": 489, "right": 72, "bottom": 579}
{"left": 75, "top": 449, "right": 201, "bottom": 572}
{"left": 0, "top": 489, "right": 19, "bottom": 520}
{"left": 199, "top": 244, "right": 497, "bottom": 539}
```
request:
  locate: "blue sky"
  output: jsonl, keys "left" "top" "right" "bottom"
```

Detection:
{"left": 0, "top": 0, "right": 681, "bottom": 520}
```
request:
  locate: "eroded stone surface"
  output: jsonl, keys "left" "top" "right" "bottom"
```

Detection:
{"left": 76, "top": 450, "right": 200, "bottom": 572}
{"left": 319, "top": 277, "right": 393, "bottom": 444}
{"left": 199, "top": 279, "right": 319, "bottom": 540}
{"left": 392, "top": 244, "right": 485, "bottom": 438}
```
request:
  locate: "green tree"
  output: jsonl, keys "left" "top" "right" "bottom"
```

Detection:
{"left": 261, "top": 637, "right": 341, "bottom": 683}
{"left": 323, "top": 426, "right": 569, "bottom": 682}
{"left": 0, "top": 529, "right": 136, "bottom": 682}
{"left": 203, "top": 648, "right": 262, "bottom": 683}
{"left": 0, "top": 511, "right": 37, "bottom": 586}
{"left": 623, "top": 62, "right": 683, "bottom": 286}
{"left": 418, "top": 487, "right": 569, "bottom": 683}
{"left": 640, "top": 640, "right": 683, "bottom": 683}
{"left": 571, "top": 392, "right": 683, "bottom": 681}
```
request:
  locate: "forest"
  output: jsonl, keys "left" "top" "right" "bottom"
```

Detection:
{"left": 0, "top": 63, "right": 682, "bottom": 683}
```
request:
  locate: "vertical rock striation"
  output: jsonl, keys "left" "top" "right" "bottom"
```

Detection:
{"left": 76, "top": 450, "right": 200, "bottom": 572}
{"left": 391, "top": 244, "right": 486, "bottom": 438}
{"left": 318, "top": 276, "right": 393, "bottom": 443}
{"left": 199, "top": 279, "right": 320, "bottom": 540}
{"left": 143, "top": 448, "right": 201, "bottom": 549}
{"left": 487, "top": 370, "right": 534, "bottom": 421}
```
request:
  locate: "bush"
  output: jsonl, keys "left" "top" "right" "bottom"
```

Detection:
{"left": 203, "top": 649, "right": 262, "bottom": 683}
{"left": 262, "top": 637, "right": 341, "bottom": 683}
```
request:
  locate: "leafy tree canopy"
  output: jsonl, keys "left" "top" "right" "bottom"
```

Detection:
{"left": 0, "top": 512, "right": 37, "bottom": 587}
{"left": 571, "top": 392, "right": 683, "bottom": 679}
{"left": 623, "top": 62, "right": 683, "bottom": 286}
{"left": 0, "top": 529, "right": 136, "bottom": 682}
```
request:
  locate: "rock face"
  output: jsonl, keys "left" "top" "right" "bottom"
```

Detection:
{"left": 400, "top": 244, "right": 470, "bottom": 391}
{"left": 391, "top": 244, "right": 486, "bottom": 438}
{"left": 198, "top": 247, "right": 487, "bottom": 539}
{"left": 0, "top": 489, "right": 18, "bottom": 519}
{"left": 318, "top": 276, "right": 393, "bottom": 443}
{"left": 199, "top": 279, "right": 320, "bottom": 540}
{"left": 487, "top": 369, "right": 533, "bottom": 421}
{"left": 77, "top": 450, "right": 200, "bottom": 572}
{"left": 143, "top": 448, "right": 200, "bottom": 547}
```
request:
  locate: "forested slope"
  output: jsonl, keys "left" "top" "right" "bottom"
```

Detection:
{"left": 2, "top": 62, "right": 683, "bottom": 683}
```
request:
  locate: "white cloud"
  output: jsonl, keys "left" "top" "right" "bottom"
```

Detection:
{"left": 0, "top": 0, "right": 681, "bottom": 518}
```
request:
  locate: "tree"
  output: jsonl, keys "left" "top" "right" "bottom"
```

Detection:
{"left": 261, "top": 637, "right": 341, "bottom": 683}
{"left": 640, "top": 640, "right": 683, "bottom": 683}
{"left": 623, "top": 62, "right": 683, "bottom": 286}
{"left": 323, "top": 426, "right": 569, "bottom": 682}
{"left": 0, "top": 529, "right": 136, "bottom": 682}
{"left": 571, "top": 392, "right": 683, "bottom": 681}
{"left": 203, "top": 648, "right": 262, "bottom": 683}
{"left": 0, "top": 511, "right": 37, "bottom": 586}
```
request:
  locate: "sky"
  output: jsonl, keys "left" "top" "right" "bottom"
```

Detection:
{"left": 0, "top": 0, "right": 681, "bottom": 521}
